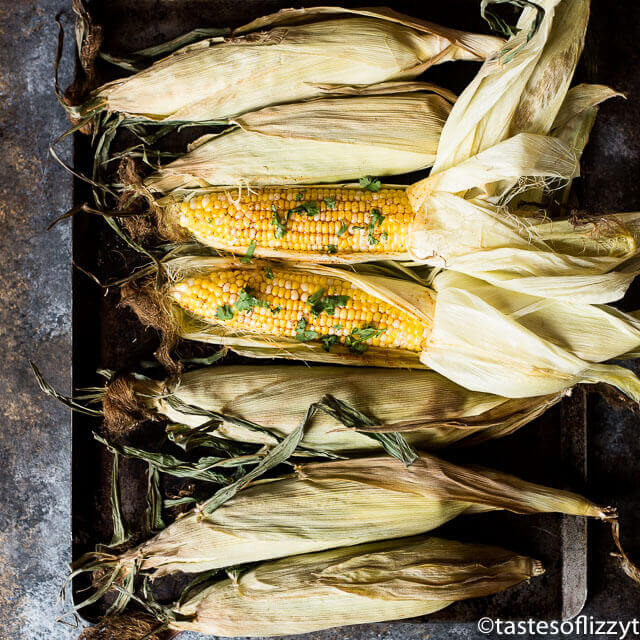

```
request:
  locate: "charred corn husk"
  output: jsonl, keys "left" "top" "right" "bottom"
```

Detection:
{"left": 143, "top": 84, "right": 453, "bottom": 192}
{"left": 77, "top": 451, "right": 617, "bottom": 582}
{"left": 128, "top": 365, "right": 563, "bottom": 452}
{"left": 124, "top": 255, "right": 640, "bottom": 401}
{"left": 405, "top": 0, "right": 640, "bottom": 303}
{"left": 169, "top": 536, "right": 543, "bottom": 636}
{"left": 78, "top": 7, "right": 500, "bottom": 123}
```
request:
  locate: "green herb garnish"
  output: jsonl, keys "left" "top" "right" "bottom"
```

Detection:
{"left": 326, "top": 244, "right": 338, "bottom": 255}
{"left": 270, "top": 205, "right": 289, "bottom": 239}
{"left": 367, "top": 208, "right": 386, "bottom": 246}
{"left": 215, "top": 304, "right": 234, "bottom": 321}
{"left": 289, "top": 201, "right": 320, "bottom": 218}
{"left": 265, "top": 267, "right": 274, "bottom": 280}
{"left": 337, "top": 221, "right": 349, "bottom": 237}
{"left": 324, "top": 196, "right": 337, "bottom": 209}
{"left": 320, "top": 334, "right": 339, "bottom": 352}
{"left": 295, "top": 191, "right": 305, "bottom": 201}
{"left": 359, "top": 176, "right": 381, "bottom": 192}
{"left": 235, "top": 287, "right": 272, "bottom": 312}
{"left": 345, "top": 324, "right": 385, "bottom": 354}
{"left": 295, "top": 318, "right": 319, "bottom": 342}
{"left": 307, "top": 288, "right": 349, "bottom": 317}
{"left": 241, "top": 239, "right": 256, "bottom": 263}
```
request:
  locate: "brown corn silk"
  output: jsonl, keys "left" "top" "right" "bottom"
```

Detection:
{"left": 143, "top": 84, "right": 453, "bottom": 192}
{"left": 106, "top": 451, "right": 607, "bottom": 579}
{"left": 84, "top": 6, "right": 501, "bottom": 122}
{"left": 133, "top": 365, "right": 563, "bottom": 452}
{"left": 172, "top": 536, "right": 543, "bottom": 636}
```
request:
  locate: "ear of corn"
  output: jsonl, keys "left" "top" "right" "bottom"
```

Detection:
{"left": 162, "top": 255, "right": 434, "bottom": 369}
{"left": 164, "top": 184, "right": 414, "bottom": 263}
{"left": 144, "top": 254, "right": 640, "bottom": 401}
{"left": 143, "top": 84, "right": 452, "bottom": 192}
{"left": 86, "top": 8, "right": 500, "bottom": 123}
{"left": 135, "top": 365, "right": 563, "bottom": 453}
{"left": 110, "top": 451, "right": 606, "bottom": 578}
{"left": 172, "top": 536, "right": 543, "bottom": 637}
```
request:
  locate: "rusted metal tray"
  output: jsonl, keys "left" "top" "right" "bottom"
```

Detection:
{"left": 70, "top": 0, "right": 592, "bottom": 628}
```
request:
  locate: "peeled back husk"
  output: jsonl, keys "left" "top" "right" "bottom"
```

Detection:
{"left": 171, "top": 536, "right": 543, "bottom": 637}
{"left": 406, "top": 0, "right": 638, "bottom": 303}
{"left": 83, "top": 7, "right": 500, "bottom": 123}
{"left": 130, "top": 364, "right": 563, "bottom": 452}
{"left": 143, "top": 84, "right": 453, "bottom": 192}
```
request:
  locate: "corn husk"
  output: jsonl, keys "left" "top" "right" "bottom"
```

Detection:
{"left": 91, "top": 451, "right": 612, "bottom": 581}
{"left": 143, "top": 84, "right": 453, "bottom": 192}
{"left": 172, "top": 536, "right": 543, "bottom": 636}
{"left": 82, "top": 7, "right": 500, "bottom": 123}
{"left": 422, "top": 270, "right": 640, "bottom": 400}
{"left": 406, "top": 0, "right": 638, "bottom": 303}
{"left": 133, "top": 365, "right": 562, "bottom": 452}
{"left": 430, "top": 0, "right": 590, "bottom": 177}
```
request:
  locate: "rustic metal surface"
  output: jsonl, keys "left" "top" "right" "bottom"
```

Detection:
{"left": 1, "top": 2, "right": 639, "bottom": 640}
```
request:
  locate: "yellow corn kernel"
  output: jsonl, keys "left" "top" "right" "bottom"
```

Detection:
{"left": 170, "top": 267, "right": 429, "bottom": 352}
{"left": 175, "top": 187, "right": 413, "bottom": 258}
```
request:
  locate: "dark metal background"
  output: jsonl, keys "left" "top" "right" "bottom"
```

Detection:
{"left": 1, "top": 1, "right": 639, "bottom": 639}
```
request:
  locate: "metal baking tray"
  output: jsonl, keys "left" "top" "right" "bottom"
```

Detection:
{"left": 70, "top": 0, "right": 591, "bottom": 627}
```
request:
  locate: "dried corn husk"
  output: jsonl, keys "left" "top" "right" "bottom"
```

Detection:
{"left": 171, "top": 536, "right": 543, "bottom": 636}
{"left": 405, "top": 0, "right": 635, "bottom": 302}
{"left": 130, "top": 365, "right": 562, "bottom": 452}
{"left": 143, "top": 84, "right": 453, "bottom": 192}
{"left": 123, "top": 254, "right": 640, "bottom": 401}
{"left": 75, "top": 451, "right": 624, "bottom": 587}
{"left": 79, "top": 7, "right": 500, "bottom": 123}
{"left": 431, "top": 0, "right": 590, "bottom": 177}
{"left": 423, "top": 271, "right": 640, "bottom": 400}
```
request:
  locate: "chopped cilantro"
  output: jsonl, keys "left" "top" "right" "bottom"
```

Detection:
{"left": 295, "top": 317, "right": 319, "bottom": 342}
{"left": 241, "top": 239, "right": 256, "bottom": 263}
{"left": 359, "top": 176, "right": 382, "bottom": 192}
{"left": 320, "top": 334, "right": 339, "bottom": 352}
{"left": 265, "top": 267, "right": 274, "bottom": 280}
{"left": 289, "top": 201, "right": 319, "bottom": 218}
{"left": 337, "top": 221, "right": 348, "bottom": 237}
{"left": 234, "top": 287, "right": 272, "bottom": 313}
{"left": 333, "top": 324, "right": 343, "bottom": 330}
{"left": 270, "top": 205, "right": 289, "bottom": 239}
{"left": 324, "top": 196, "right": 337, "bottom": 209}
{"left": 215, "top": 304, "right": 234, "bottom": 321}
{"left": 345, "top": 324, "right": 385, "bottom": 353}
{"left": 326, "top": 244, "right": 338, "bottom": 255}
{"left": 271, "top": 305, "right": 282, "bottom": 314}
{"left": 295, "top": 191, "right": 305, "bottom": 201}
{"left": 307, "top": 288, "right": 349, "bottom": 317}
{"left": 367, "top": 208, "right": 386, "bottom": 246}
